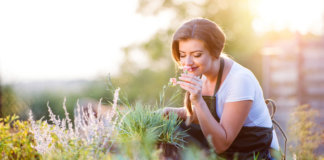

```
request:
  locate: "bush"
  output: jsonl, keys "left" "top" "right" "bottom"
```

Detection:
{"left": 116, "top": 103, "right": 187, "bottom": 159}
{"left": 0, "top": 115, "right": 40, "bottom": 160}
{"left": 288, "top": 104, "right": 324, "bottom": 159}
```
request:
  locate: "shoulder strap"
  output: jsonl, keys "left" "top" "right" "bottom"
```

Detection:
{"left": 214, "top": 57, "right": 225, "bottom": 95}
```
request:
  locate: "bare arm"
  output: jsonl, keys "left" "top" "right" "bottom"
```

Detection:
{"left": 176, "top": 65, "right": 254, "bottom": 153}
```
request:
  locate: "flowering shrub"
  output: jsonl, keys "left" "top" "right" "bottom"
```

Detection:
{"left": 0, "top": 86, "right": 189, "bottom": 159}
{"left": 2, "top": 84, "right": 324, "bottom": 159}
{"left": 0, "top": 115, "right": 40, "bottom": 160}
{"left": 288, "top": 104, "right": 324, "bottom": 160}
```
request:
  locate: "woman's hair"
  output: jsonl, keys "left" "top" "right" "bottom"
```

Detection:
{"left": 171, "top": 18, "right": 226, "bottom": 64}
{"left": 171, "top": 18, "right": 226, "bottom": 121}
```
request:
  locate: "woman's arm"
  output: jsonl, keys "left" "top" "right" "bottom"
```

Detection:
{"left": 193, "top": 98, "right": 252, "bottom": 153}
{"left": 177, "top": 72, "right": 253, "bottom": 153}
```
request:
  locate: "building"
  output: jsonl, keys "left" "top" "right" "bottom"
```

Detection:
{"left": 262, "top": 35, "right": 324, "bottom": 110}
{"left": 261, "top": 35, "right": 324, "bottom": 154}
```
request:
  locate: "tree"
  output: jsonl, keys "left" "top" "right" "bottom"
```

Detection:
{"left": 136, "top": 0, "right": 262, "bottom": 66}
{"left": 0, "top": 82, "right": 2, "bottom": 118}
{"left": 113, "top": 0, "right": 264, "bottom": 105}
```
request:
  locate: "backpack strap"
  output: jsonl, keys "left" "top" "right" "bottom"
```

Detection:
{"left": 265, "top": 99, "right": 287, "bottom": 160}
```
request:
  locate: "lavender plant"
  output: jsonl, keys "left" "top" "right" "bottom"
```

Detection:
{"left": 28, "top": 88, "right": 121, "bottom": 159}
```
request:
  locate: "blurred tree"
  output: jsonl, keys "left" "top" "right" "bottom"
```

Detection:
{"left": 288, "top": 104, "right": 324, "bottom": 159}
{"left": 25, "top": 79, "right": 111, "bottom": 122}
{"left": 112, "top": 0, "right": 264, "bottom": 106}
{"left": 0, "top": 82, "right": 2, "bottom": 118}
{"left": 136, "top": 0, "right": 262, "bottom": 70}
{"left": 1, "top": 85, "right": 29, "bottom": 119}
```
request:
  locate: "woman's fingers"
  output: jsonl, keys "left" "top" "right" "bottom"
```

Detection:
{"left": 179, "top": 73, "right": 202, "bottom": 85}
{"left": 178, "top": 81, "right": 199, "bottom": 95}
{"left": 177, "top": 73, "right": 203, "bottom": 101}
{"left": 177, "top": 81, "right": 199, "bottom": 91}
{"left": 178, "top": 77, "right": 201, "bottom": 86}
{"left": 162, "top": 107, "right": 171, "bottom": 115}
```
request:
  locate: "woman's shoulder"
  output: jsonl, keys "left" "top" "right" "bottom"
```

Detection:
{"left": 228, "top": 61, "right": 253, "bottom": 79}
{"left": 222, "top": 55, "right": 249, "bottom": 74}
{"left": 222, "top": 62, "right": 259, "bottom": 93}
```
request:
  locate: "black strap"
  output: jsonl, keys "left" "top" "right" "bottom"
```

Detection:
{"left": 214, "top": 57, "right": 225, "bottom": 95}
{"left": 201, "top": 57, "right": 224, "bottom": 122}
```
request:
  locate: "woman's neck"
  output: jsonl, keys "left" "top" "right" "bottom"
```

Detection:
{"left": 203, "top": 58, "right": 222, "bottom": 83}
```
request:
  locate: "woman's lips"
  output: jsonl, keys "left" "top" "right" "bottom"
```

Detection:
{"left": 190, "top": 67, "right": 198, "bottom": 72}
{"left": 183, "top": 66, "right": 198, "bottom": 72}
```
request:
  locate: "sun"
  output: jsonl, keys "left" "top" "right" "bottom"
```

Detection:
{"left": 251, "top": 0, "right": 324, "bottom": 35}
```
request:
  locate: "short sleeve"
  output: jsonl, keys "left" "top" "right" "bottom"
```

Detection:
{"left": 224, "top": 72, "right": 255, "bottom": 103}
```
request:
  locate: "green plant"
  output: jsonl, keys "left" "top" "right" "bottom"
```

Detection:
{"left": 1, "top": 85, "right": 29, "bottom": 119}
{"left": 0, "top": 115, "right": 40, "bottom": 160}
{"left": 106, "top": 74, "right": 131, "bottom": 108}
{"left": 116, "top": 103, "right": 187, "bottom": 159}
{"left": 156, "top": 84, "right": 183, "bottom": 109}
{"left": 288, "top": 104, "right": 324, "bottom": 159}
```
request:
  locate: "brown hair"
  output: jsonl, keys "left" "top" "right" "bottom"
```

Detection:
{"left": 171, "top": 18, "right": 226, "bottom": 118}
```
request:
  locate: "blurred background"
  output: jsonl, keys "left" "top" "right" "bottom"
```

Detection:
{"left": 1, "top": 0, "right": 324, "bottom": 156}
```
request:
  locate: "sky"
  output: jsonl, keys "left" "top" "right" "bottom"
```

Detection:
{"left": 0, "top": 0, "right": 172, "bottom": 83}
{"left": 1, "top": 0, "right": 323, "bottom": 84}
{"left": 252, "top": 0, "right": 324, "bottom": 35}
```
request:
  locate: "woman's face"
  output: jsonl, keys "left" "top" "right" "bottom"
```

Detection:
{"left": 179, "top": 39, "right": 215, "bottom": 76}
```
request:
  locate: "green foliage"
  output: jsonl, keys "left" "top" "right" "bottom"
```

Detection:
{"left": 106, "top": 75, "right": 131, "bottom": 108}
{"left": 156, "top": 83, "right": 183, "bottom": 109}
{"left": 136, "top": 0, "right": 262, "bottom": 67}
{"left": 121, "top": 0, "right": 276, "bottom": 92}
{"left": 180, "top": 144, "right": 229, "bottom": 160}
{"left": 117, "top": 103, "right": 187, "bottom": 146}
{"left": 41, "top": 143, "right": 106, "bottom": 160}
{"left": 1, "top": 85, "right": 29, "bottom": 119}
{"left": 288, "top": 104, "right": 324, "bottom": 160}
{"left": 111, "top": 68, "right": 182, "bottom": 106}
{"left": 2, "top": 85, "right": 324, "bottom": 159}
{"left": 115, "top": 103, "right": 187, "bottom": 159}
{"left": 0, "top": 115, "right": 40, "bottom": 160}
{"left": 17, "top": 79, "right": 110, "bottom": 122}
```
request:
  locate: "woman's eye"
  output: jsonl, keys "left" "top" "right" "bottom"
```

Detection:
{"left": 180, "top": 54, "right": 186, "bottom": 58}
{"left": 194, "top": 53, "right": 202, "bottom": 57}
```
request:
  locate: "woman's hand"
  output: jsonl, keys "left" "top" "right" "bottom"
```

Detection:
{"left": 177, "top": 73, "right": 203, "bottom": 103}
{"left": 162, "top": 107, "right": 187, "bottom": 120}
{"left": 162, "top": 107, "right": 174, "bottom": 116}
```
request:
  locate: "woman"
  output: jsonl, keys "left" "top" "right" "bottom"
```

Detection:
{"left": 163, "top": 18, "right": 279, "bottom": 159}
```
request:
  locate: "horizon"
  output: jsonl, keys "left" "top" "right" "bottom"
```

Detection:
{"left": 1, "top": 0, "right": 323, "bottom": 84}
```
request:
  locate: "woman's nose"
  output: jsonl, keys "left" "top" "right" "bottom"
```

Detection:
{"left": 183, "top": 56, "right": 193, "bottom": 66}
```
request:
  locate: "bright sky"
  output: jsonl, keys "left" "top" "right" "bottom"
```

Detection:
{"left": 1, "top": 0, "right": 323, "bottom": 84}
{"left": 252, "top": 0, "right": 324, "bottom": 35}
{"left": 0, "top": 0, "right": 172, "bottom": 83}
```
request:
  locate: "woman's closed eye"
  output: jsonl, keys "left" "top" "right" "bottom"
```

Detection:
{"left": 193, "top": 53, "right": 202, "bottom": 57}
{"left": 180, "top": 52, "right": 202, "bottom": 58}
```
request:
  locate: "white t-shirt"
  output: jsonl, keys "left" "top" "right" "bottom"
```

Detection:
{"left": 203, "top": 60, "right": 279, "bottom": 150}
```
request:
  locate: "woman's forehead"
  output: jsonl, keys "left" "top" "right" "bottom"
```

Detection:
{"left": 179, "top": 39, "right": 207, "bottom": 50}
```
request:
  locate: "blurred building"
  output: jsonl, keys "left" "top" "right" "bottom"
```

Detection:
{"left": 262, "top": 35, "right": 324, "bottom": 111}
{"left": 261, "top": 35, "right": 324, "bottom": 154}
